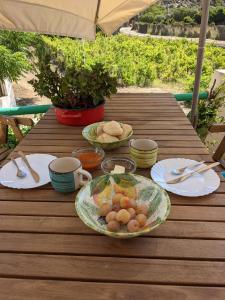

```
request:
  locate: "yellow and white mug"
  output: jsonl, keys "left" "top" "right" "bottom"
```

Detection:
{"left": 129, "top": 139, "right": 158, "bottom": 169}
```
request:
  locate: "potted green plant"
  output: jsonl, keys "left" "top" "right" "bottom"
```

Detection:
{"left": 191, "top": 80, "right": 225, "bottom": 141}
{"left": 29, "top": 37, "right": 117, "bottom": 126}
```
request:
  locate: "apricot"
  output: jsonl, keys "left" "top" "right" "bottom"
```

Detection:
{"left": 107, "top": 220, "right": 120, "bottom": 232}
{"left": 127, "top": 220, "right": 140, "bottom": 233}
{"left": 116, "top": 209, "right": 131, "bottom": 224}
{"left": 135, "top": 214, "right": 147, "bottom": 227}
{"left": 106, "top": 211, "right": 117, "bottom": 223}
{"left": 120, "top": 196, "right": 131, "bottom": 209}
{"left": 127, "top": 208, "right": 136, "bottom": 219}
{"left": 112, "top": 193, "right": 124, "bottom": 205}
{"left": 98, "top": 203, "right": 112, "bottom": 216}
{"left": 114, "top": 184, "right": 137, "bottom": 200}
{"left": 136, "top": 203, "right": 148, "bottom": 216}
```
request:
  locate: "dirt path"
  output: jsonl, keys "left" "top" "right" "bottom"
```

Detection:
{"left": 120, "top": 27, "right": 225, "bottom": 48}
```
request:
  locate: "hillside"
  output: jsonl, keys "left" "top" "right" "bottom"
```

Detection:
{"left": 161, "top": 0, "right": 225, "bottom": 7}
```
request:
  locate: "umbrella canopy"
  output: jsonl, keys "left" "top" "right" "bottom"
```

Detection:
{"left": 0, "top": 0, "right": 156, "bottom": 39}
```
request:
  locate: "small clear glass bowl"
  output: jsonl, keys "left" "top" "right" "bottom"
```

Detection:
{"left": 101, "top": 157, "right": 137, "bottom": 174}
{"left": 72, "top": 147, "right": 105, "bottom": 170}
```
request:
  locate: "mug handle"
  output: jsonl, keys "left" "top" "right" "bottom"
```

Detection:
{"left": 129, "top": 139, "right": 134, "bottom": 148}
{"left": 78, "top": 169, "right": 92, "bottom": 186}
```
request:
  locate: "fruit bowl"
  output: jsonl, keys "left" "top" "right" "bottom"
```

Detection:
{"left": 75, "top": 174, "right": 171, "bottom": 239}
{"left": 82, "top": 122, "right": 133, "bottom": 150}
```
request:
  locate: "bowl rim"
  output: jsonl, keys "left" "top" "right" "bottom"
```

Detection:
{"left": 101, "top": 156, "right": 137, "bottom": 174}
{"left": 82, "top": 122, "right": 133, "bottom": 144}
{"left": 72, "top": 146, "right": 105, "bottom": 160}
{"left": 75, "top": 174, "right": 171, "bottom": 239}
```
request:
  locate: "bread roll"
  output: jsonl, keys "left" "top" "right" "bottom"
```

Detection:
{"left": 103, "top": 121, "right": 123, "bottom": 136}
{"left": 96, "top": 123, "right": 104, "bottom": 136}
{"left": 97, "top": 133, "right": 119, "bottom": 143}
{"left": 118, "top": 124, "right": 133, "bottom": 140}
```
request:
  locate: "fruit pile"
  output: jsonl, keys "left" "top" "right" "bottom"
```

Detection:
{"left": 97, "top": 186, "right": 149, "bottom": 233}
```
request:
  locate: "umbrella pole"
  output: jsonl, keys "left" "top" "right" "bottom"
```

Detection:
{"left": 190, "top": 0, "right": 211, "bottom": 129}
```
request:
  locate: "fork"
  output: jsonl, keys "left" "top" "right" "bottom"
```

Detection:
{"left": 166, "top": 162, "right": 220, "bottom": 184}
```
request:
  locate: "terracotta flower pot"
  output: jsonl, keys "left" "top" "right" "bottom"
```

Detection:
{"left": 54, "top": 103, "right": 105, "bottom": 126}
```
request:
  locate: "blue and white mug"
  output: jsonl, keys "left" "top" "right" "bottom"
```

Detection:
{"left": 49, "top": 157, "right": 92, "bottom": 193}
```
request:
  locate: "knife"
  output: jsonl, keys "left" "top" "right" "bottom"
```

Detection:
{"left": 18, "top": 151, "right": 40, "bottom": 183}
{"left": 166, "top": 162, "right": 220, "bottom": 184}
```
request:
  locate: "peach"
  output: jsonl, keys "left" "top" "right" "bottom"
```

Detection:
{"left": 127, "top": 220, "right": 140, "bottom": 233}
{"left": 107, "top": 220, "right": 120, "bottom": 232}
{"left": 136, "top": 203, "right": 148, "bottom": 216}
{"left": 98, "top": 203, "right": 112, "bottom": 216}
{"left": 112, "top": 193, "right": 124, "bottom": 205}
{"left": 135, "top": 214, "right": 147, "bottom": 227}
{"left": 127, "top": 208, "right": 136, "bottom": 219}
{"left": 106, "top": 211, "right": 117, "bottom": 223}
{"left": 116, "top": 209, "right": 131, "bottom": 224}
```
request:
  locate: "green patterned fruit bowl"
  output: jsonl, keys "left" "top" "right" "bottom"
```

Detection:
{"left": 82, "top": 122, "right": 133, "bottom": 150}
{"left": 75, "top": 174, "right": 171, "bottom": 239}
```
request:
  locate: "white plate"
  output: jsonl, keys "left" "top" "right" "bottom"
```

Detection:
{"left": 151, "top": 158, "right": 220, "bottom": 197}
{"left": 0, "top": 154, "right": 57, "bottom": 189}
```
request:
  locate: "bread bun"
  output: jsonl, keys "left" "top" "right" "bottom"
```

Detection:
{"left": 118, "top": 124, "right": 133, "bottom": 140}
{"left": 96, "top": 123, "right": 104, "bottom": 136}
{"left": 97, "top": 133, "right": 119, "bottom": 143}
{"left": 103, "top": 121, "right": 123, "bottom": 136}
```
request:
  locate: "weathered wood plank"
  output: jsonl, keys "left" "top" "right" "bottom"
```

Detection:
{"left": 0, "top": 254, "right": 225, "bottom": 285}
{"left": 1, "top": 279, "right": 224, "bottom": 300}
{"left": 1, "top": 233, "right": 225, "bottom": 260}
{"left": 0, "top": 216, "right": 225, "bottom": 240}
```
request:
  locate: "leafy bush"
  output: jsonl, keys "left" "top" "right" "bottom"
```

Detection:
{"left": 196, "top": 81, "right": 225, "bottom": 141}
{"left": 172, "top": 7, "right": 200, "bottom": 23}
{"left": 0, "top": 30, "right": 33, "bottom": 82}
{"left": 29, "top": 34, "right": 225, "bottom": 94}
{"left": 209, "top": 6, "right": 225, "bottom": 25}
{"left": 139, "top": 4, "right": 166, "bottom": 24}
{"left": 0, "top": 45, "right": 30, "bottom": 82}
{"left": 183, "top": 16, "right": 196, "bottom": 25}
{"left": 138, "top": 5, "right": 225, "bottom": 25}
{"left": 29, "top": 36, "right": 117, "bottom": 108}
{"left": 0, "top": 30, "right": 35, "bottom": 52}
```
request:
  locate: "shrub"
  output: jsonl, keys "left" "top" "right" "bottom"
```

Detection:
{"left": 0, "top": 45, "right": 30, "bottom": 82}
{"left": 209, "top": 6, "right": 225, "bottom": 25}
{"left": 171, "top": 8, "right": 200, "bottom": 24}
{"left": 29, "top": 34, "right": 225, "bottom": 94}
{"left": 0, "top": 30, "right": 33, "bottom": 82}
{"left": 196, "top": 81, "right": 225, "bottom": 141}
{"left": 0, "top": 30, "right": 35, "bottom": 52}
{"left": 29, "top": 36, "right": 117, "bottom": 108}
{"left": 139, "top": 4, "right": 166, "bottom": 24}
{"left": 183, "top": 16, "right": 196, "bottom": 25}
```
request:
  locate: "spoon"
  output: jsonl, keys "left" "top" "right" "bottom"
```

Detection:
{"left": 11, "top": 157, "right": 27, "bottom": 179}
{"left": 172, "top": 161, "right": 205, "bottom": 176}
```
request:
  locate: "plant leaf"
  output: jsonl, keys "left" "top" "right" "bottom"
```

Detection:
{"left": 90, "top": 175, "right": 110, "bottom": 196}
{"left": 148, "top": 190, "right": 162, "bottom": 215}
{"left": 139, "top": 186, "right": 156, "bottom": 201}
{"left": 112, "top": 174, "right": 139, "bottom": 187}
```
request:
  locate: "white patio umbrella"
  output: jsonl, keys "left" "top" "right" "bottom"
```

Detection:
{"left": 0, "top": 0, "right": 156, "bottom": 39}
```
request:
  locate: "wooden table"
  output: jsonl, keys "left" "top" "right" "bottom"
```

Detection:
{"left": 1, "top": 93, "right": 225, "bottom": 300}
